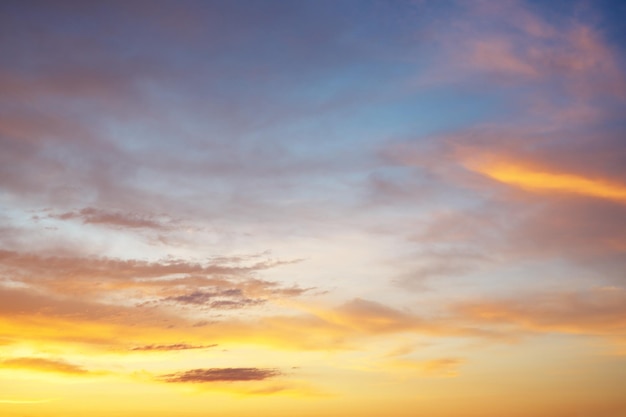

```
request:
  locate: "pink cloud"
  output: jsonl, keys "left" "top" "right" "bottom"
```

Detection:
{"left": 453, "top": 287, "right": 626, "bottom": 340}
{"left": 469, "top": 38, "right": 539, "bottom": 78}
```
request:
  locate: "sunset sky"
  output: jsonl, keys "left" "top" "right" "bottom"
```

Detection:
{"left": 1, "top": 1, "right": 626, "bottom": 416}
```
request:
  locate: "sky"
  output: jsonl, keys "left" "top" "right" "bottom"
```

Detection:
{"left": 1, "top": 0, "right": 626, "bottom": 416}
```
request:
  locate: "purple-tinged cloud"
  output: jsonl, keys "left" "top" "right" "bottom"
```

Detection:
{"left": 51, "top": 207, "right": 175, "bottom": 230}
{"left": 160, "top": 367, "right": 281, "bottom": 383}
{"left": 130, "top": 343, "right": 217, "bottom": 352}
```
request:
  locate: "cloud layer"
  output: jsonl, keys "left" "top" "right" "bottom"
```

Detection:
{"left": 1, "top": 1, "right": 625, "bottom": 416}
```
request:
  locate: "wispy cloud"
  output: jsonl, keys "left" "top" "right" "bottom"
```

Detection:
{"left": 454, "top": 287, "right": 626, "bottom": 339}
{"left": 1, "top": 357, "right": 90, "bottom": 375}
{"left": 461, "top": 154, "right": 626, "bottom": 203}
{"left": 163, "top": 289, "right": 265, "bottom": 309}
{"left": 160, "top": 367, "right": 281, "bottom": 383}
{"left": 419, "top": 357, "right": 464, "bottom": 376}
{"left": 130, "top": 343, "right": 217, "bottom": 352}
{"left": 387, "top": 357, "right": 466, "bottom": 377}
{"left": 50, "top": 207, "right": 177, "bottom": 230}
{"left": 0, "top": 249, "right": 308, "bottom": 302}
{"left": 1, "top": 0, "right": 625, "bottom": 414}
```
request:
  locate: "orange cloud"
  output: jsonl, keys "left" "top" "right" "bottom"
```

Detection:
{"left": 0, "top": 249, "right": 307, "bottom": 306}
{"left": 465, "top": 157, "right": 626, "bottom": 202}
{"left": 420, "top": 357, "right": 464, "bottom": 376}
{"left": 385, "top": 356, "right": 465, "bottom": 377}
{"left": 323, "top": 298, "right": 422, "bottom": 334}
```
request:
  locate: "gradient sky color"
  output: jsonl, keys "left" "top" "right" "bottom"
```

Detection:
{"left": 1, "top": 1, "right": 626, "bottom": 416}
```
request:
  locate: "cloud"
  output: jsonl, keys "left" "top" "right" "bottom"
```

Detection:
{"left": 0, "top": 0, "right": 395, "bottom": 227}
{"left": 469, "top": 38, "right": 538, "bottom": 78}
{"left": 329, "top": 298, "right": 422, "bottom": 334}
{"left": 420, "top": 357, "right": 464, "bottom": 376}
{"left": 0, "top": 249, "right": 307, "bottom": 301}
{"left": 165, "top": 290, "right": 225, "bottom": 305}
{"left": 445, "top": 134, "right": 626, "bottom": 271}
{"left": 453, "top": 287, "right": 626, "bottom": 344}
{"left": 0, "top": 284, "right": 197, "bottom": 351}
{"left": 0, "top": 285, "right": 155, "bottom": 323}
{"left": 437, "top": 2, "right": 626, "bottom": 98}
{"left": 462, "top": 155, "right": 626, "bottom": 203}
{"left": 207, "top": 299, "right": 265, "bottom": 309}
{"left": 0, "top": 1, "right": 624, "bottom": 413}
{"left": 379, "top": 113, "right": 626, "bottom": 284}
{"left": 291, "top": 298, "right": 509, "bottom": 344}
{"left": 0, "top": 278, "right": 513, "bottom": 359}
{"left": 163, "top": 288, "right": 267, "bottom": 310}
{"left": 392, "top": 247, "right": 491, "bottom": 290}
{"left": 50, "top": 207, "right": 176, "bottom": 230}
{"left": 160, "top": 367, "right": 281, "bottom": 383}
{"left": 130, "top": 343, "right": 217, "bottom": 352}
{"left": 1, "top": 357, "right": 90, "bottom": 375}
{"left": 0, "top": 247, "right": 319, "bottom": 354}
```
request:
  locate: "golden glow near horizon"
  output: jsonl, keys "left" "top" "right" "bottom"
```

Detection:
{"left": 0, "top": 399, "right": 57, "bottom": 404}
